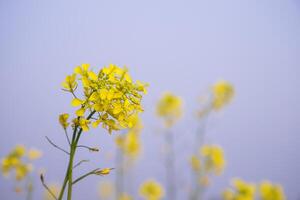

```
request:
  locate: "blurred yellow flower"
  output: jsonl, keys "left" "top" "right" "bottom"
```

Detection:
{"left": 59, "top": 113, "right": 69, "bottom": 129}
{"left": 98, "top": 181, "right": 114, "bottom": 199}
{"left": 223, "top": 178, "right": 255, "bottom": 200}
{"left": 201, "top": 144, "right": 225, "bottom": 174}
{"left": 139, "top": 179, "right": 164, "bottom": 200}
{"left": 212, "top": 81, "right": 234, "bottom": 110}
{"left": 259, "top": 181, "right": 286, "bottom": 200}
{"left": 156, "top": 92, "right": 183, "bottom": 127}
{"left": 27, "top": 148, "right": 43, "bottom": 160}
{"left": 1, "top": 145, "right": 40, "bottom": 181}
{"left": 115, "top": 115, "right": 143, "bottom": 159}
{"left": 63, "top": 63, "right": 148, "bottom": 134}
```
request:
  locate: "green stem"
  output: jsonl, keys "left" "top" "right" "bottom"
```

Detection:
{"left": 66, "top": 111, "right": 96, "bottom": 200}
{"left": 58, "top": 127, "right": 78, "bottom": 200}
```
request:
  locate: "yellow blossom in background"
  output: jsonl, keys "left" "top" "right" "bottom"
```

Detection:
{"left": 201, "top": 144, "right": 225, "bottom": 174}
{"left": 119, "top": 193, "right": 133, "bottom": 200}
{"left": 115, "top": 115, "right": 143, "bottom": 159}
{"left": 223, "top": 178, "right": 256, "bottom": 200}
{"left": 1, "top": 145, "right": 40, "bottom": 181}
{"left": 27, "top": 148, "right": 43, "bottom": 160}
{"left": 62, "top": 63, "right": 148, "bottom": 134}
{"left": 156, "top": 92, "right": 183, "bottom": 127}
{"left": 259, "top": 181, "right": 286, "bottom": 200}
{"left": 139, "top": 179, "right": 164, "bottom": 200}
{"left": 212, "top": 81, "right": 234, "bottom": 110}
{"left": 98, "top": 181, "right": 114, "bottom": 199}
{"left": 44, "top": 184, "right": 60, "bottom": 200}
{"left": 59, "top": 113, "right": 69, "bottom": 129}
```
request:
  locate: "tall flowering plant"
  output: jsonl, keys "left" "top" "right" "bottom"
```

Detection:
{"left": 43, "top": 64, "right": 147, "bottom": 200}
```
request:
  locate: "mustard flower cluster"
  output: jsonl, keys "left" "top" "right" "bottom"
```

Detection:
{"left": 190, "top": 144, "right": 225, "bottom": 175}
{"left": 197, "top": 80, "right": 234, "bottom": 118}
{"left": 115, "top": 115, "right": 143, "bottom": 158}
{"left": 1, "top": 145, "right": 42, "bottom": 181}
{"left": 223, "top": 179, "right": 286, "bottom": 200}
{"left": 61, "top": 64, "right": 148, "bottom": 133}
{"left": 156, "top": 92, "right": 183, "bottom": 127}
{"left": 139, "top": 179, "right": 165, "bottom": 200}
{"left": 259, "top": 181, "right": 286, "bottom": 200}
{"left": 212, "top": 80, "right": 235, "bottom": 111}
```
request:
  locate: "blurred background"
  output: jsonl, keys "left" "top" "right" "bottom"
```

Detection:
{"left": 0, "top": 0, "right": 300, "bottom": 199}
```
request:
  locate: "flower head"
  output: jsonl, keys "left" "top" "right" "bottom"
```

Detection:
{"left": 59, "top": 113, "right": 69, "bottom": 129}
{"left": 200, "top": 144, "right": 225, "bottom": 174}
{"left": 139, "top": 179, "right": 164, "bottom": 200}
{"left": 223, "top": 178, "right": 255, "bottom": 200}
{"left": 62, "top": 64, "right": 148, "bottom": 134}
{"left": 212, "top": 81, "right": 234, "bottom": 110}
{"left": 1, "top": 145, "right": 41, "bottom": 181}
{"left": 156, "top": 92, "right": 183, "bottom": 127}
{"left": 259, "top": 181, "right": 286, "bottom": 200}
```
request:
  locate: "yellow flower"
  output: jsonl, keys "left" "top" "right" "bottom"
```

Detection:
{"left": 1, "top": 145, "right": 33, "bottom": 180}
{"left": 14, "top": 145, "right": 26, "bottom": 157}
{"left": 44, "top": 184, "right": 60, "bottom": 200}
{"left": 259, "top": 181, "right": 286, "bottom": 200}
{"left": 223, "top": 178, "right": 255, "bottom": 200}
{"left": 27, "top": 148, "right": 43, "bottom": 160}
{"left": 95, "top": 168, "right": 113, "bottom": 176}
{"left": 156, "top": 92, "right": 183, "bottom": 127}
{"left": 98, "top": 181, "right": 114, "bottom": 199}
{"left": 201, "top": 144, "right": 225, "bottom": 174}
{"left": 61, "top": 74, "right": 77, "bottom": 92}
{"left": 59, "top": 113, "right": 69, "bottom": 129}
{"left": 115, "top": 116, "right": 143, "bottom": 158}
{"left": 190, "top": 155, "right": 201, "bottom": 171}
{"left": 119, "top": 193, "right": 133, "bottom": 200}
{"left": 62, "top": 63, "right": 148, "bottom": 134}
{"left": 212, "top": 81, "right": 234, "bottom": 110}
{"left": 139, "top": 179, "right": 164, "bottom": 200}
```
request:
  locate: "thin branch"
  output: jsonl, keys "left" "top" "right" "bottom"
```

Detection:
{"left": 73, "top": 160, "right": 89, "bottom": 169}
{"left": 45, "top": 136, "right": 70, "bottom": 155}
{"left": 72, "top": 168, "right": 100, "bottom": 185}
{"left": 64, "top": 129, "right": 71, "bottom": 146}
{"left": 40, "top": 174, "right": 58, "bottom": 200}
{"left": 76, "top": 145, "right": 99, "bottom": 152}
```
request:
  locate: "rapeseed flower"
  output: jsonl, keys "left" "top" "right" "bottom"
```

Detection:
{"left": 1, "top": 145, "right": 42, "bottom": 181}
{"left": 139, "top": 179, "right": 164, "bottom": 200}
{"left": 157, "top": 92, "right": 183, "bottom": 127}
{"left": 115, "top": 115, "right": 143, "bottom": 158}
{"left": 223, "top": 178, "right": 255, "bottom": 200}
{"left": 212, "top": 81, "right": 234, "bottom": 110}
{"left": 59, "top": 113, "right": 69, "bottom": 129}
{"left": 259, "top": 181, "right": 286, "bottom": 200}
{"left": 61, "top": 64, "right": 148, "bottom": 134}
{"left": 201, "top": 144, "right": 225, "bottom": 175}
